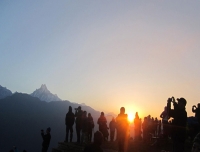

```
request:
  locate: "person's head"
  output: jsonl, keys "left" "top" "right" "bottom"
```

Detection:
{"left": 177, "top": 98, "right": 187, "bottom": 109}
{"left": 101, "top": 112, "right": 104, "bottom": 116}
{"left": 83, "top": 111, "right": 87, "bottom": 116}
{"left": 111, "top": 117, "right": 115, "bottom": 121}
{"left": 68, "top": 106, "right": 72, "bottom": 112}
{"left": 88, "top": 113, "right": 91, "bottom": 117}
{"left": 46, "top": 127, "right": 51, "bottom": 134}
{"left": 198, "top": 103, "right": 200, "bottom": 108}
{"left": 93, "top": 131, "right": 103, "bottom": 146}
{"left": 120, "top": 107, "right": 125, "bottom": 114}
{"left": 77, "top": 106, "right": 81, "bottom": 111}
{"left": 192, "top": 132, "right": 200, "bottom": 152}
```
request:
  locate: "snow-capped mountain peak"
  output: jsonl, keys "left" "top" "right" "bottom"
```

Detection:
{"left": 30, "top": 84, "right": 62, "bottom": 102}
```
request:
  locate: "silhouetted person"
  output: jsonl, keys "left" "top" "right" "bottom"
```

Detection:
{"left": 167, "top": 97, "right": 187, "bottom": 152}
{"left": 142, "top": 117, "right": 148, "bottom": 142}
{"left": 134, "top": 112, "right": 140, "bottom": 140}
{"left": 41, "top": 127, "right": 51, "bottom": 152}
{"left": 158, "top": 120, "right": 162, "bottom": 136}
{"left": 192, "top": 103, "right": 200, "bottom": 124}
{"left": 154, "top": 117, "right": 158, "bottom": 136}
{"left": 88, "top": 113, "right": 94, "bottom": 142}
{"left": 192, "top": 132, "right": 200, "bottom": 152}
{"left": 75, "top": 106, "right": 83, "bottom": 143}
{"left": 97, "top": 112, "right": 109, "bottom": 141}
{"left": 81, "top": 111, "right": 88, "bottom": 144}
{"left": 109, "top": 117, "right": 116, "bottom": 142}
{"left": 65, "top": 106, "right": 75, "bottom": 142}
{"left": 160, "top": 106, "right": 169, "bottom": 138}
{"left": 116, "top": 107, "right": 129, "bottom": 152}
{"left": 83, "top": 131, "right": 104, "bottom": 152}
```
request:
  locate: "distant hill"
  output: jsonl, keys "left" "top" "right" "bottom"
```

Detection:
{"left": 0, "top": 93, "right": 104, "bottom": 152}
{"left": 30, "top": 84, "right": 62, "bottom": 102}
{"left": 0, "top": 85, "right": 12, "bottom": 99}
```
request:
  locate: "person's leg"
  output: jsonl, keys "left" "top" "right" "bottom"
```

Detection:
{"left": 110, "top": 131, "right": 114, "bottom": 141}
{"left": 88, "top": 128, "right": 92, "bottom": 142}
{"left": 69, "top": 126, "right": 73, "bottom": 142}
{"left": 65, "top": 126, "right": 70, "bottom": 142}
{"left": 76, "top": 125, "right": 81, "bottom": 143}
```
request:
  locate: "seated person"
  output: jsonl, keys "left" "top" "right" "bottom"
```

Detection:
{"left": 83, "top": 131, "right": 104, "bottom": 152}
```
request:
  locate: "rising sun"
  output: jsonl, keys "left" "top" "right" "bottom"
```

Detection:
{"left": 128, "top": 112, "right": 134, "bottom": 122}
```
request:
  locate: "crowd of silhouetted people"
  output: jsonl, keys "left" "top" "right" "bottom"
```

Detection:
{"left": 72, "top": 97, "right": 200, "bottom": 151}
{"left": 63, "top": 97, "right": 200, "bottom": 152}
{"left": 8, "top": 96, "right": 200, "bottom": 152}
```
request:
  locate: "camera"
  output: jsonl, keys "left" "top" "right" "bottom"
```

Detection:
{"left": 167, "top": 97, "right": 175, "bottom": 103}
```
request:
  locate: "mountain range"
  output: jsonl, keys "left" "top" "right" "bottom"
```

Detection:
{"left": 0, "top": 85, "right": 116, "bottom": 152}
{"left": 0, "top": 84, "right": 62, "bottom": 102}
{"left": 0, "top": 93, "right": 103, "bottom": 152}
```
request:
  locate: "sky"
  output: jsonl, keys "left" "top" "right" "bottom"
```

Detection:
{"left": 1, "top": 1, "right": 200, "bottom": 120}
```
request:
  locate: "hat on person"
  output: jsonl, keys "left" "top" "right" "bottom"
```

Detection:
{"left": 47, "top": 127, "right": 51, "bottom": 132}
{"left": 177, "top": 98, "right": 187, "bottom": 106}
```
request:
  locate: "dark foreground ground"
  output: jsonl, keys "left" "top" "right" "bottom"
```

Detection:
{"left": 52, "top": 138, "right": 193, "bottom": 152}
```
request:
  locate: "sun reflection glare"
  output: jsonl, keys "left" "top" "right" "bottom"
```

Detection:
{"left": 128, "top": 112, "right": 134, "bottom": 122}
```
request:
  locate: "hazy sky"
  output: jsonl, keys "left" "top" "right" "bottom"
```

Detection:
{"left": 1, "top": 1, "right": 200, "bottom": 119}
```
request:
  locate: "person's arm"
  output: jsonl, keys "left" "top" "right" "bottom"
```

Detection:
{"left": 167, "top": 98, "right": 175, "bottom": 118}
{"left": 160, "top": 112, "right": 164, "bottom": 118}
{"left": 41, "top": 131, "right": 45, "bottom": 140}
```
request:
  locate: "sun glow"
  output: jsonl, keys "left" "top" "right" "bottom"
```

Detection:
{"left": 128, "top": 112, "right": 134, "bottom": 122}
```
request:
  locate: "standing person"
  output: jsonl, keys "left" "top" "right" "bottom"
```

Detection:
{"left": 81, "top": 111, "right": 88, "bottom": 144}
{"left": 134, "top": 112, "right": 140, "bottom": 141}
{"left": 160, "top": 106, "right": 169, "bottom": 138}
{"left": 154, "top": 117, "right": 158, "bottom": 136}
{"left": 65, "top": 106, "right": 75, "bottom": 142}
{"left": 97, "top": 112, "right": 108, "bottom": 141}
{"left": 116, "top": 107, "right": 129, "bottom": 152}
{"left": 41, "top": 127, "right": 51, "bottom": 152}
{"left": 109, "top": 117, "right": 116, "bottom": 142}
{"left": 87, "top": 113, "right": 94, "bottom": 142}
{"left": 167, "top": 97, "right": 187, "bottom": 152}
{"left": 192, "top": 103, "right": 200, "bottom": 124}
{"left": 75, "top": 106, "right": 83, "bottom": 143}
{"left": 142, "top": 117, "right": 148, "bottom": 143}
